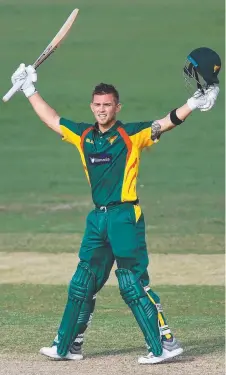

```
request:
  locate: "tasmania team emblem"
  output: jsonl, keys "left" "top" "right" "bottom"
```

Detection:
{"left": 107, "top": 135, "right": 118, "bottom": 145}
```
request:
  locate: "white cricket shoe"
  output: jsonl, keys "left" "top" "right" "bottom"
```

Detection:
{"left": 138, "top": 347, "right": 183, "bottom": 364}
{"left": 39, "top": 345, "right": 83, "bottom": 360}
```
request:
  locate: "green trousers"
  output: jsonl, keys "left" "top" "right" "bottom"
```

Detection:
{"left": 79, "top": 202, "right": 149, "bottom": 291}
{"left": 57, "top": 202, "right": 163, "bottom": 357}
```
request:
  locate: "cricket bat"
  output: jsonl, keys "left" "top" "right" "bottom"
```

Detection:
{"left": 3, "top": 8, "right": 79, "bottom": 102}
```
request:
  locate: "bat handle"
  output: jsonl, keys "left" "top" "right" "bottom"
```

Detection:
{"left": 2, "top": 80, "right": 24, "bottom": 102}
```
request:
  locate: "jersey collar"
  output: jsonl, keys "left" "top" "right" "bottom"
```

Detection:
{"left": 94, "top": 120, "right": 122, "bottom": 135}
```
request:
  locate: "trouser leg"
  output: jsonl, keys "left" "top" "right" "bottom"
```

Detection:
{"left": 57, "top": 209, "right": 114, "bottom": 356}
{"left": 109, "top": 204, "right": 162, "bottom": 356}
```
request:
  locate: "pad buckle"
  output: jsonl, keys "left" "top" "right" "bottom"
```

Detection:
{"left": 100, "top": 206, "right": 107, "bottom": 212}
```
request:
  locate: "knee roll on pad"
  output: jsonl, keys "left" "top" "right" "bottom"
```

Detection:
{"left": 69, "top": 261, "right": 96, "bottom": 302}
{"left": 115, "top": 268, "right": 162, "bottom": 356}
{"left": 116, "top": 268, "right": 147, "bottom": 302}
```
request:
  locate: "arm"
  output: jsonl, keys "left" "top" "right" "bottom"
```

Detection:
{"left": 10, "top": 63, "right": 62, "bottom": 135}
{"left": 153, "top": 103, "right": 192, "bottom": 136}
{"left": 151, "top": 86, "right": 220, "bottom": 141}
{"left": 10, "top": 64, "right": 87, "bottom": 145}
{"left": 28, "top": 93, "right": 62, "bottom": 135}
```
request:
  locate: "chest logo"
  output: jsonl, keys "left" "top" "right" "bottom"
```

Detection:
{"left": 107, "top": 135, "right": 118, "bottom": 145}
{"left": 88, "top": 153, "right": 112, "bottom": 165}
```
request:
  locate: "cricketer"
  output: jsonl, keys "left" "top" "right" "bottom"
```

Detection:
{"left": 9, "top": 47, "right": 220, "bottom": 364}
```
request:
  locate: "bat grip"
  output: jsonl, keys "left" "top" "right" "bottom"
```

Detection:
{"left": 2, "top": 80, "right": 24, "bottom": 102}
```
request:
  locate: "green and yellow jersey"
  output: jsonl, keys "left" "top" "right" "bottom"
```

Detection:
{"left": 60, "top": 118, "right": 158, "bottom": 207}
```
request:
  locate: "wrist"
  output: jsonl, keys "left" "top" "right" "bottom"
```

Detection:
{"left": 187, "top": 97, "right": 198, "bottom": 111}
{"left": 23, "top": 84, "right": 37, "bottom": 98}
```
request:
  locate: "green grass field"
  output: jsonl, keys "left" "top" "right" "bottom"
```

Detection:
{"left": 0, "top": 1, "right": 224, "bottom": 372}
{"left": 0, "top": 284, "right": 224, "bottom": 357}
{"left": 0, "top": 0, "right": 224, "bottom": 253}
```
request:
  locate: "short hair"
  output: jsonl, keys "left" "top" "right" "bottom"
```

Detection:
{"left": 92, "top": 83, "right": 120, "bottom": 104}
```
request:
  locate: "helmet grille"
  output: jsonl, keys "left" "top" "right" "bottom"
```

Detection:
{"left": 183, "top": 59, "right": 207, "bottom": 94}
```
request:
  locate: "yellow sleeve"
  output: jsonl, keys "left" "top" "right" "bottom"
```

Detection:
{"left": 130, "top": 127, "right": 159, "bottom": 149}
{"left": 60, "top": 118, "right": 94, "bottom": 148}
{"left": 60, "top": 124, "right": 81, "bottom": 148}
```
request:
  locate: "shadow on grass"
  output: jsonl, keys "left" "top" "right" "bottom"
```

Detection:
{"left": 88, "top": 335, "right": 225, "bottom": 359}
{"left": 183, "top": 336, "right": 225, "bottom": 357}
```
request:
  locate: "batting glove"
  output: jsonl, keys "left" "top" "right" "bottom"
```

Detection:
{"left": 187, "top": 84, "right": 220, "bottom": 112}
{"left": 11, "top": 63, "right": 37, "bottom": 98}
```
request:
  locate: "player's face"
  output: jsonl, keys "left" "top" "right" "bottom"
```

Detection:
{"left": 90, "top": 94, "right": 121, "bottom": 127}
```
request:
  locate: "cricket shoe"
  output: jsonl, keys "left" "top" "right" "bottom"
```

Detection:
{"left": 162, "top": 336, "right": 183, "bottom": 352}
{"left": 138, "top": 338, "right": 183, "bottom": 365}
{"left": 39, "top": 345, "right": 83, "bottom": 360}
{"left": 70, "top": 340, "right": 83, "bottom": 356}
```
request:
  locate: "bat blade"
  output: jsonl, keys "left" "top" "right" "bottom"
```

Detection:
{"left": 2, "top": 8, "right": 79, "bottom": 102}
{"left": 34, "top": 8, "right": 79, "bottom": 69}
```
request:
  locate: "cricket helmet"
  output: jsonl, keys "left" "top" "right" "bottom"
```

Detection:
{"left": 183, "top": 47, "right": 221, "bottom": 93}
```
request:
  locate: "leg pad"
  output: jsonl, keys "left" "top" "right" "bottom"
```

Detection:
{"left": 116, "top": 268, "right": 162, "bottom": 356}
{"left": 57, "top": 262, "right": 95, "bottom": 356}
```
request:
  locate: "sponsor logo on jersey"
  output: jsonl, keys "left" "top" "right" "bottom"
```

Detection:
{"left": 88, "top": 153, "right": 112, "bottom": 165}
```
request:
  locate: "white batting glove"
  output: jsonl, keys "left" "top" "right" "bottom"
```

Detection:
{"left": 199, "top": 85, "right": 220, "bottom": 112}
{"left": 11, "top": 63, "right": 37, "bottom": 98}
{"left": 187, "top": 85, "right": 220, "bottom": 112}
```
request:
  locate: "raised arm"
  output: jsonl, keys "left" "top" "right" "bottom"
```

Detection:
{"left": 28, "top": 93, "right": 61, "bottom": 135}
{"left": 151, "top": 86, "right": 220, "bottom": 141}
{"left": 10, "top": 63, "right": 62, "bottom": 135}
